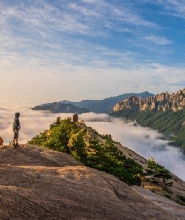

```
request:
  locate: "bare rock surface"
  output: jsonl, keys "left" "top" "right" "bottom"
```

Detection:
{"left": 0, "top": 145, "right": 183, "bottom": 220}
{"left": 132, "top": 186, "right": 185, "bottom": 220}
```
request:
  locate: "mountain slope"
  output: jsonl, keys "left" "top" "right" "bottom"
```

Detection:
{"left": 0, "top": 144, "right": 184, "bottom": 220}
{"left": 28, "top": 117, "right": 185, "bottom": 207}
{"left": 32, "top": 91, "right": 154, "bottom": 113}
{"left": 111, "top": 89, "right": 185, "bottom": 151}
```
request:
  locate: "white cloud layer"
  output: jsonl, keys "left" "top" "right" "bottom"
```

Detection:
{"left": 0, "top": 106, "right": 185, "bottom": 181}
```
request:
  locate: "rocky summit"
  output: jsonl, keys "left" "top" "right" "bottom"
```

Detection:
{"left": 0, "top": 144, "right": 185, "bottom": 220}
{"left": 113, "top": 88, "right": 185, "bottom": 112}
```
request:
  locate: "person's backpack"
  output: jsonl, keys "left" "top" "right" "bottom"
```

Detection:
{"left": 13, "top": 118, "right": 20, "bottom": 131}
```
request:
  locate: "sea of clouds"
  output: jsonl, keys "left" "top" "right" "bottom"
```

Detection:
{"left": 0, "top": 105, "right": 185, "bottom": 180}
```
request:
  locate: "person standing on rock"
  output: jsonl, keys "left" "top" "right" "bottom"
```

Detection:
{"left": 13, "top": 112, "right": 21, "bottom": 148}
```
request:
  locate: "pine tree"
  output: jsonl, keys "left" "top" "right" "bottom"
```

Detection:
{"left": 147, "top": 160, "right": 173, "bottom": 188}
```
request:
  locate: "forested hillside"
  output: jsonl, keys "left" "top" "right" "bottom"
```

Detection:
{"left": 111, "top": 109, "right": 185, "bottom": 152}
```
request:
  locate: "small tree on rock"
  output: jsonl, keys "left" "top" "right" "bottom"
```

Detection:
{"left": 147, "top": 160, "right": 173, "bottom": 188}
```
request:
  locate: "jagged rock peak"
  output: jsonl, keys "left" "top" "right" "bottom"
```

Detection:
{"left": 113, "top": 88, "right": 185, "bottom": 112}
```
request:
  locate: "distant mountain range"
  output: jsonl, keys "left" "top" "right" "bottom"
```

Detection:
{"left": 111, "top": 88, "right": 185, "bottom": 152}
{"left": 32, "top": 91, "right": 154, "bottom": 113}
{"left": 32, "top": 102, "right": 90, "bottom": 114}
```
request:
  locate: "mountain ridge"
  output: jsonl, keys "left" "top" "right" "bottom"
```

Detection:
{"left": 112, "top": 88, "right": 185, "bottom": 112}
{"left": 32, "top": 102, "right": 90, "bottom": 114}
{"left": 32, "top": 91, "right": 154, "bottom": 113}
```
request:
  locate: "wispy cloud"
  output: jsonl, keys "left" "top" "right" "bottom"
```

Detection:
{"left": 0, "top": 0, "right": 184, "bottom": 105}
{"left": 145, "top": 35, "right": 172, "bottom": 45}
{"left": 81, "top": 0, "right": 159, "bottom": 31}
{"left": 149, "top": 0, "right": 185, "bottom": 19}
{"left": 163, "top": 0, "right": 185, "bottom": 16}
{"left": 0, "top": 0, "right": 173, "bottom": 69}
{"left": 0, "top": 0, "right": 159, "bottom": 41}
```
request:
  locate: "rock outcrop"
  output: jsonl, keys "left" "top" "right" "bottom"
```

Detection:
{"left": 0, "top": 145, "right": 184, "bottom": 219}
{"left": 113, "top": 88, "right": 185, "bottom": 112}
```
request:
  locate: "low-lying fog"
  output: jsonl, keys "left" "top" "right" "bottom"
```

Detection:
{"left": 0, "top": 106, "right": 185, "bottom": 180}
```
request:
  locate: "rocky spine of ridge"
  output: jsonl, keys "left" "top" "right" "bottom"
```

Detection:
{"left": 113, "top": 88, "right": 185, "bottom": 112}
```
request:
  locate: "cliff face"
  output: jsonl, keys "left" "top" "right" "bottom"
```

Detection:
{"left": 113, "top": 88, "right": 185, "bottom": 112}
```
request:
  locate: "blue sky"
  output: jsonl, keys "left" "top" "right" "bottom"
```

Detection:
{"left": 0, "top": 0, "right": 185, "bottom": 105}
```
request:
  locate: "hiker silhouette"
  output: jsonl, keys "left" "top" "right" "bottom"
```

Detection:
{"left": 13, "top": 112, "right": 21, "bottom": 148}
